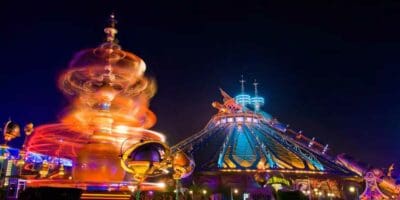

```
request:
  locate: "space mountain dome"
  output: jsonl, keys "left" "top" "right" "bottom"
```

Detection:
{"left": 173, "top": 80, "right": 353, "bottom": 175}
{"left": 171, "top": 79, "right": 400, "bottom": 199}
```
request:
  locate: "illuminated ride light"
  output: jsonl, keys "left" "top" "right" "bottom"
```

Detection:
{"left": 215, "top": 114, "right": 263, "bottom": 125}
{"left": 236, "top": 117, "right": 244, "bottom": 122}
{"left": 25, "top": 151, "right": 73, "bottom": 167}
{"left": 25, "top": 179, "right": 167, "bottom": 192}
{"left": 251, "top": 96, "right": 265, "bottom": 105}
{"left": 235, "top": 94, "right": 251, "bottom": 106}
{"left": 219, "top": 168, "right": 326, "bottom": 174}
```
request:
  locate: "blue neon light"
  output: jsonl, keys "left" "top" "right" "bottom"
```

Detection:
{"left": 251, "top": 96, "right": 265, "bottom": 104}
{"left": 235, "top": 94, "right": 251, "bottom": 106}
{"left": 26, "top": 152, "right": 73, "bottom": 167}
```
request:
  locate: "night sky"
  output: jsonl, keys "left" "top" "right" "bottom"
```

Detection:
{"left": 1, "top": 1, "right": 400, "bottom": 168}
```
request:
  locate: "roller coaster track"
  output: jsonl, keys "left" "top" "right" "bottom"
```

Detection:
{"left": 171, "top": 117, "right": 222, "bottom": 152}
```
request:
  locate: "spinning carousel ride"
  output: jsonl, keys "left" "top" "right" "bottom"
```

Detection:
{"left": 15, "top": 14, "right": 194, "bottom": 194}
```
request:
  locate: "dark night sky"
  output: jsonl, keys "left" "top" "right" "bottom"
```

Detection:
{"left": 1, "top": 1, "right": 400, "bottom": 168}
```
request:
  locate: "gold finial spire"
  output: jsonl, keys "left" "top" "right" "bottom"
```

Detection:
{"left": 104, "top": 13, "right": 118, "bottom": 43}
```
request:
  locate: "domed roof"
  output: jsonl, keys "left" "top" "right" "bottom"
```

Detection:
{"left": 173, "top": 89, "right": 354, "bottom": 176}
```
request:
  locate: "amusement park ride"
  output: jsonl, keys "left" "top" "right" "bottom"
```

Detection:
{"left": 0, "top": 14, "right": 399, "bottom": 200}
{"left": 172, "top": 78, "right": 400, "bottom": 200}
{"left": 0, "top": 14, "right": 193, "bottom": 199}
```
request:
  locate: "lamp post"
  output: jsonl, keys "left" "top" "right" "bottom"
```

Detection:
{"left": 189, "top": 190, "right": 193, "bottom": 199}
{"left": 327, "top": 192, "right": 334, "bottom": 200}
{"left": 317, "top": 191, "right": 323, "bottom": 200}
{"left": 230, "top": 188, "right": 238, "bottom": 200}
{"left": 349, "top": 186, "right": 359, "bottom": 200}
{"left": 313, "top": 188, "right": 322, "bottom": 200}
{"left": 202, "top": 189, "right": 207, "bottom": 197}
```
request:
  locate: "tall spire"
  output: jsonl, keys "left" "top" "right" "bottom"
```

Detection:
{"left": 104, "top": 13, "right": 118, "bottom": 43}
{"left": 235, "top": 75, "right": 251, "bottom": 109}
{"left": 98, "top": 13, "right": 123, "bottom": 85}
{"left": 253, "top": 79, "right": 259, "bottom": 97}
{"left": 240, "top": 75, "right": 246, "bottom": 94}
{"left": 251, "top": 79, "right": 264, "bottom": 112}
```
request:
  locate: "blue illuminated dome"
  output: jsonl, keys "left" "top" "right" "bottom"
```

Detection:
{"left": 174, "top": 89, "right": 353, "bottom": 174}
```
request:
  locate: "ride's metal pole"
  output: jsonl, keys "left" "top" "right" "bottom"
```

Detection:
{"left": 136, "top": 188, "right": 140, "bottom": 200}
{"left": 175, "top": 179, "right": 179, "bottom": 200}
{"left": 356, "top": 187, "right": 359, "bottom": 200}
{"left": 308, "top": 177, "right": 312, "bottom": 200}
{"left": 135, "top": 182, "right": 141, "bottom": 200}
